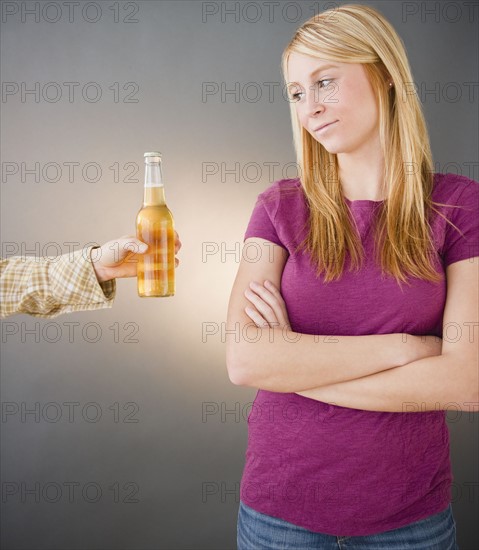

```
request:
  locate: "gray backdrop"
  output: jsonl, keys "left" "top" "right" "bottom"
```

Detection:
{"left": 1, "top": 0, "right": 478, "bottom": 548}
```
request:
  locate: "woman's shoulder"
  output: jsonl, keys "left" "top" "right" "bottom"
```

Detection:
{"left": 249, "top": 178, "right": 307, "bottom": 246}
{"left": 257, "top": 177, "right": 302, "bottom": 197}
{"left": 254, "top": 173, "right": 479, "bottom": 212}
{"left": 254, "top": 178, "right": 305, "bottom": 222}
{"left": 256, "top": 178, "right": 303, "bottom": 207}
{"left": 432, "top": 172, "right": 479, "bottom": 204}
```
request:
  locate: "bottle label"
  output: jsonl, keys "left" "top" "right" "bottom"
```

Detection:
{"left": 144, "top": 183, "right": 164, "bottom": 188}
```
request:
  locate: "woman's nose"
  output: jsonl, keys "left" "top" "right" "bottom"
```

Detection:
{"left": 305, "top": 86, "right": 323, "bottom": 115}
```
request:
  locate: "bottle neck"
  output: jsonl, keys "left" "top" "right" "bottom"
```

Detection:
{"left": 143, "top": 159, "right": 166, "bottom": 206}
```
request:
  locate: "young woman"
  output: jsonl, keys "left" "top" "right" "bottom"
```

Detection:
{"left": 226, "top": 4, "right": 478, "bottom": 549}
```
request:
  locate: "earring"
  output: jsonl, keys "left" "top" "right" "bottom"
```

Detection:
{"left": 389, "top": 82, "right": 393, "bottom": 87}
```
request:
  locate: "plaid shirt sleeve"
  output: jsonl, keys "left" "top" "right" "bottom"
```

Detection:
{"left": 0, "top": 246, "right": 116, "bottom": 318}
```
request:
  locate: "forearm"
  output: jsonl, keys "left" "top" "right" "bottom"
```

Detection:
{"left": 0, "top": 248, "right": 115, "bottom": 318}
{"left": 297, "top": 354, "right": 479, "bottom": 412}
{"left": 227, "top": 325, "right": 407, "bottom": 392}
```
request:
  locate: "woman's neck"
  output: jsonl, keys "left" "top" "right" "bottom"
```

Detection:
{"left": 337, "top": 143, "right": 386, "bottom": 201}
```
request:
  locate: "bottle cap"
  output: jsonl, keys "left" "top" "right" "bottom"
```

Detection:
{"left": 144, "top": 151, "right": 162, "bottom": 158}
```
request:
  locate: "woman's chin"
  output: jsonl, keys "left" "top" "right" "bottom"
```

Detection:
{"left": 314, "top": 141, "right": 342, "bottom": 155}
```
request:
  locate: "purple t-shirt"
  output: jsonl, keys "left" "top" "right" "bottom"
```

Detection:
{"left": 240, "top": 172, "right": 479, "bottom": 536}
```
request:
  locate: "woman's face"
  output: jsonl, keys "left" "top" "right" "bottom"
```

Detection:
{"left": 287, "top": 52, "right": 381, "bottom": 156}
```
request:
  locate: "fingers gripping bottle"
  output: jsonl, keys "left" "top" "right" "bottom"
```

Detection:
{"left": 136, "top": 152, "right": 175, "bottom": 297}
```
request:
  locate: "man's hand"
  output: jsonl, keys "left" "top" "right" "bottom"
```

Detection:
{"left": 91, "top": 233, "right": 182, "bottom": 283}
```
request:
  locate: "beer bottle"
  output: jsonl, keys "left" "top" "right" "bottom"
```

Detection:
{"left": 136, "top": 152, "right": 175, "bottom": 297}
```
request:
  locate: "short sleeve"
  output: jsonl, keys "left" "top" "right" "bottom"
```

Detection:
{"left": 442, "top": 179, "right": 479, "bottom": 267}
{"left": 244, "top": 195, "right": 286, "bottom": 249}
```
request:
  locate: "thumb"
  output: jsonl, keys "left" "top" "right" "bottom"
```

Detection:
{"left": 121, "top": 238, "right": 148, "bottom": 254}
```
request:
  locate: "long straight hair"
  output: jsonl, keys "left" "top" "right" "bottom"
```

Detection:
{"left": 281, "top": 4, "right": 463, "bottom": 288}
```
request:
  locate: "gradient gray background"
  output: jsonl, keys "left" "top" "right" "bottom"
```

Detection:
{"left": 1, "top": 0, "right": 478, "bottom": 548}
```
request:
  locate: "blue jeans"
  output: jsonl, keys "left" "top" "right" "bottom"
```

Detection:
{"left": 237, "top": 501, "right": 459, "bottom": 549}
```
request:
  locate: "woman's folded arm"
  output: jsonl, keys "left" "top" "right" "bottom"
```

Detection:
{"left": 226, "top": 238, "right": 428, "bottom": 393}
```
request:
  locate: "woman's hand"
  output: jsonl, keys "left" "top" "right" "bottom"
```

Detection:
{"left": 244, "top": 280, "right": 291, "bottom": 330}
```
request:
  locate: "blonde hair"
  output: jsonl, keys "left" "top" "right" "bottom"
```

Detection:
{"left": 281, "top": 3, "right": 462, "bottom": 288}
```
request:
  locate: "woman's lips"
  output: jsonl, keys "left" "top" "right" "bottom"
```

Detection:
{"left": 314, "top": 121, "right": 337, "bottom": 133}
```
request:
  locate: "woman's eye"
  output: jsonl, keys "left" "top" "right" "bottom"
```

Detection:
{"left": 317, "top": 79, "right": 332, "bottom": 89}
{"left": 288, "top": 87, "right": 303, "bottom": 101}
{"left": 290, "top": 79, "right": 333, "bottom": 101}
